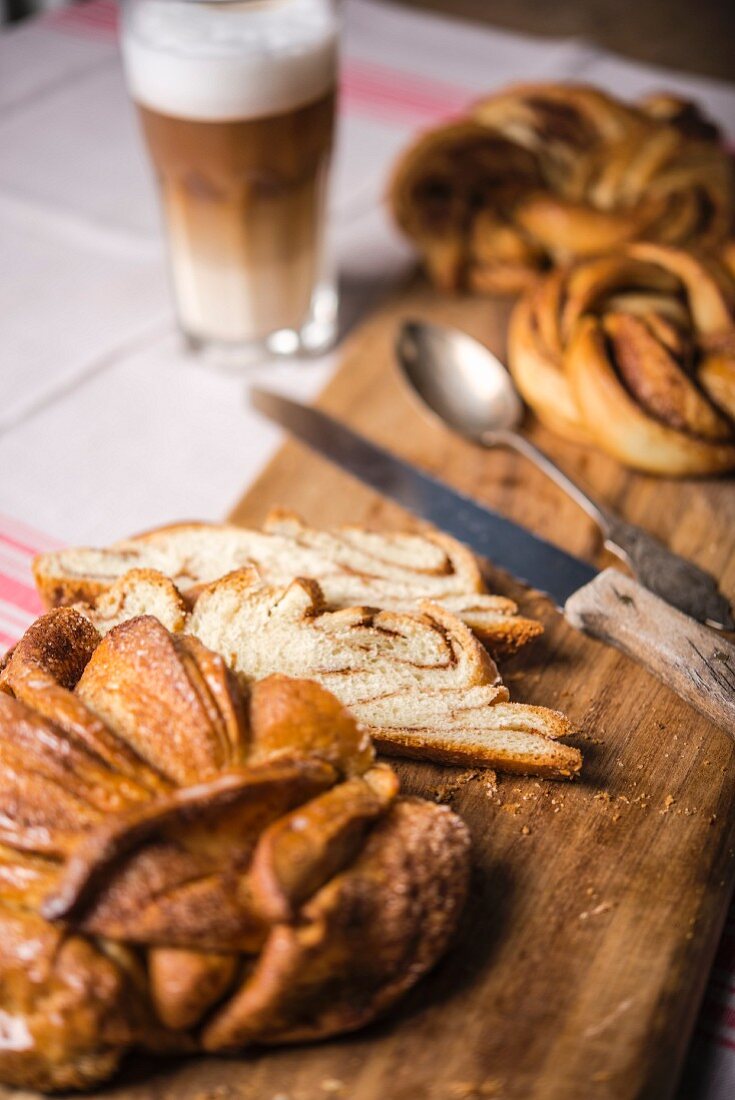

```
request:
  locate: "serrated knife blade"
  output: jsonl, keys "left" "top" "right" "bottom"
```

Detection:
{"left": 250, "top": 388, "right": 597, "bottom": 607}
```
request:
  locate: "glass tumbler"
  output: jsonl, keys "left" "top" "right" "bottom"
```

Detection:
{"left": 121, "top": 0, "right": 339, "bottom": 363}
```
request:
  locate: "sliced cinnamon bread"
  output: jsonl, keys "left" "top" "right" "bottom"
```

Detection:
{"left": 33, "top": 511, "right": 542, "bottom": 659}
{"left": 185, "top": 570, "right": 580, "bottom": 779}
{"left": 82, "top": 568, "right": 188, "bottom": 635}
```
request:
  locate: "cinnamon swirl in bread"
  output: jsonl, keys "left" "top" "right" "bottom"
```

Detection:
{"left": 508, "top": 243, "right": 735, "bottom": 475}
{"left": 183, "top": 570, "right": 579, "bottom": 778}
{"left": 33, "top": 511, "right": 542, "bottom": 659}
{"left": 51, "top": 565, "right": 578, "bottom": 778}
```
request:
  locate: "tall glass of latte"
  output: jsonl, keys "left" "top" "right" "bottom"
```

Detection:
{"left": 121, "top": 0, "right": 338, "bottom": 362}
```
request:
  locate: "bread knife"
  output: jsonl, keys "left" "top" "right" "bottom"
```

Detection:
{"left": 250, "top": 388, "right": 735, "bottom": 734}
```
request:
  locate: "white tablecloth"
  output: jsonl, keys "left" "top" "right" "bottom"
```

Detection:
{"left": 1, "top": 3, "right": 735, "bottom": 1094}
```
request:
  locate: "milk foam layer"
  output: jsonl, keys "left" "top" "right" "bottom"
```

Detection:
{"left": 121, "top": 0, "right": 338, "bottom": 121}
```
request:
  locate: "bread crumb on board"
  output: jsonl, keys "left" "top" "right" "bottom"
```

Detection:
{"left": 431, "top": 768, "right": 497, "bottom": 804}
{"left": 448, "top": 1081, "right": 505, "bottom": 1098}
{"left": 579, "top": 901, "right": 614, "bottom": 921}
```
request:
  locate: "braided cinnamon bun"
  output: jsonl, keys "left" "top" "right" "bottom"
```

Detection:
{"left": 508, "top": 243, "right": 735, "bottom": 475}
{"left": 388, "top": 119, "right": 544, "bottom": 294}
{"left": 722, "top": 239, "right": 735, "bottom": 281}
{"left": 0, "top": 609, "right": 470, "bottom": 1091}
{"left": 389, "top": 83, "right": 734, "bottom": 294}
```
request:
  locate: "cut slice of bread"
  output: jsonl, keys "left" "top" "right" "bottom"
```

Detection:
{"left": 74, "top": 569, "right": 188, "bottom": 636}
{"left": 33, "top": 511, "right": 542, "bottom": 659}
{"left": 185, "top": 569, "right": 580, "bottom": 780}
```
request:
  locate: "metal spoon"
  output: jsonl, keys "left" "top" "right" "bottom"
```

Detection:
{"left": 396, "top": 320, "right": 734, "bottom": 630}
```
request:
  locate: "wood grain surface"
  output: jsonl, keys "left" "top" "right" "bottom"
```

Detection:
{"left": 19, "top": 283, "right": 735, "bottom": 1100}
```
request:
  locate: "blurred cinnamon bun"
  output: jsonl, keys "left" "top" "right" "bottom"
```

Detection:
{"left": 507, "top": 242, "right": 735, "bottom": 475}
{"left": 389, "top": 83, "right": 734, "bottom": 294}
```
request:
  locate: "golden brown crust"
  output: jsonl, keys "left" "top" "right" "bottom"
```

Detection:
{"left": 508, "top": 243, "right": 735, "bottom": 475}
{"left": 148, "top": 949, "right": 239, "bottom": 1031}
{"left": 389, "top": 82, "right": 734, "bottom": 293}
{"left": 1, "top": 605, "right": 99, "bottom": 690}
{"left": 32, "top": 568, "right": 106, "bottom": 610}
{"left": 249, "top": 764, "right": 399, "bottom": 922}
{"left": 0, "top": 615, "right": 171, "bottom": 834}
{"left": 0, "top": 608, "right": 163, "bottom": 801}
{"left": 0, "top": 611, "right": 471, "bottom": 1093}
{"left": 373, "top": 726, "right": 581, "bottom": 779}
{"left": 0, "top": 906, "right": 166, "bottom": 1093}
{"left": 202, "top": 797, "right": 471, "bottom": 1049}
{"left": 76, "top": 616, "right": 249, "bottom": 785}
{"left": 463, "top": 608, "right": 543, "bottom": 657}
{"left": 43, "top": 762, "right": 337, "bottom": 949}
{"left": 637, "top": 92, "right": 725, "bottom": 142}
{"left": 248, "top": 673, "right": 375, "bottom": 777}
{"left": 721, "top": 240, "right": 735, "bottom": 282}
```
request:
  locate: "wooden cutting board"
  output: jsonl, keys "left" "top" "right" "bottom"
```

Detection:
{"left": 51, "top": 283, "right": 735, "bottom": 1100}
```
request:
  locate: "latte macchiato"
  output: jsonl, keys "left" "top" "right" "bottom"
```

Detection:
{"left": 121, "top": 0, "right": 338, "bottom": 357}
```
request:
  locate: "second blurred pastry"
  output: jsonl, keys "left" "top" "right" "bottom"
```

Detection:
{"left": 389, "top": 83, "right": 734, "bottom": 294}
{"left": 507, "top": 243, "right": 735, "bottom": 476}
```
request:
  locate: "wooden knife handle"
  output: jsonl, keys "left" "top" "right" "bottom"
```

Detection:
{"left": 565, "top": 568, "right": 735, "bottom": 734}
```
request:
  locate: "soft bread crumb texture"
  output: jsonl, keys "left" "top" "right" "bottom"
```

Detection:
{"left": 33, "top": 511, "right": 543, "bottom": 659}
{"left": 187, "top": 571, "right": 580, "bottom": 780}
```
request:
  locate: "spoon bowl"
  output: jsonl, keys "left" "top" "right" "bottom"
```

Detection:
{"left": 394, "top": 319, "right": 733, "bottom": 629}
{"left": 396, "top": 321, "right": 523, "bottom": 442}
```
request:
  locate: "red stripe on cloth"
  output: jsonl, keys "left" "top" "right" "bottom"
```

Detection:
{"left": 715, "top": 1005, "right": 735, "bottom": 1028}
{"left": 45, "top": 0, "right": 117, "bottom": 27}
{"left": 56, "top": 4, "right": 116, "bottom": 26}
{"left": 0, "top": 512, "right": 62, "bottom": 553}
{"left": 0, "top": 575, "right": 44, "bottom": 618}
{"left": 40, "top": 9, "right": 474, "bottom": 125}
{"left": 0, "top": 516, "right": 61, "bottom": 650}
{"left": 340, "top": 59, "right": 472, "bottom": 123}
{"left": 0, "top": 530, "right": 47, "bottom": 561}
{"left": 44, "top": 0, "right": 118, "bottom": 39}
{"left": 705, "top": 972, "right": 735, "bottom": 995}
{"left": 694, "top": 1027, "right": 735, "bottom": 1051}
{"left": 694, "top": 1004, "right": 735, "bottom": 1044}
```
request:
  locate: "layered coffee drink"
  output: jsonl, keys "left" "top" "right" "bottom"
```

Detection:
{"left": 121, "top": 0, "right": 338, "bottom": 358}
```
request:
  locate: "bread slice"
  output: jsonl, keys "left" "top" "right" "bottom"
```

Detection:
{"left": 186, "top": 569, "right": 580, "bottom": 780}
{"left": 33, "top": 511, "right": 542, "bottom": 659}
{"left": 74, "top": 569, "right": 188, "bottom": 636}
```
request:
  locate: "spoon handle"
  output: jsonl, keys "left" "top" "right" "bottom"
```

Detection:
{"left": 484, "top": 430, "right": 607, "bottom": 528}
{"left": 600, "top": 514, "right": 733, "bottom": 629}
{"left": 483, "top": 430, "right": 733, "bottom": 629}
